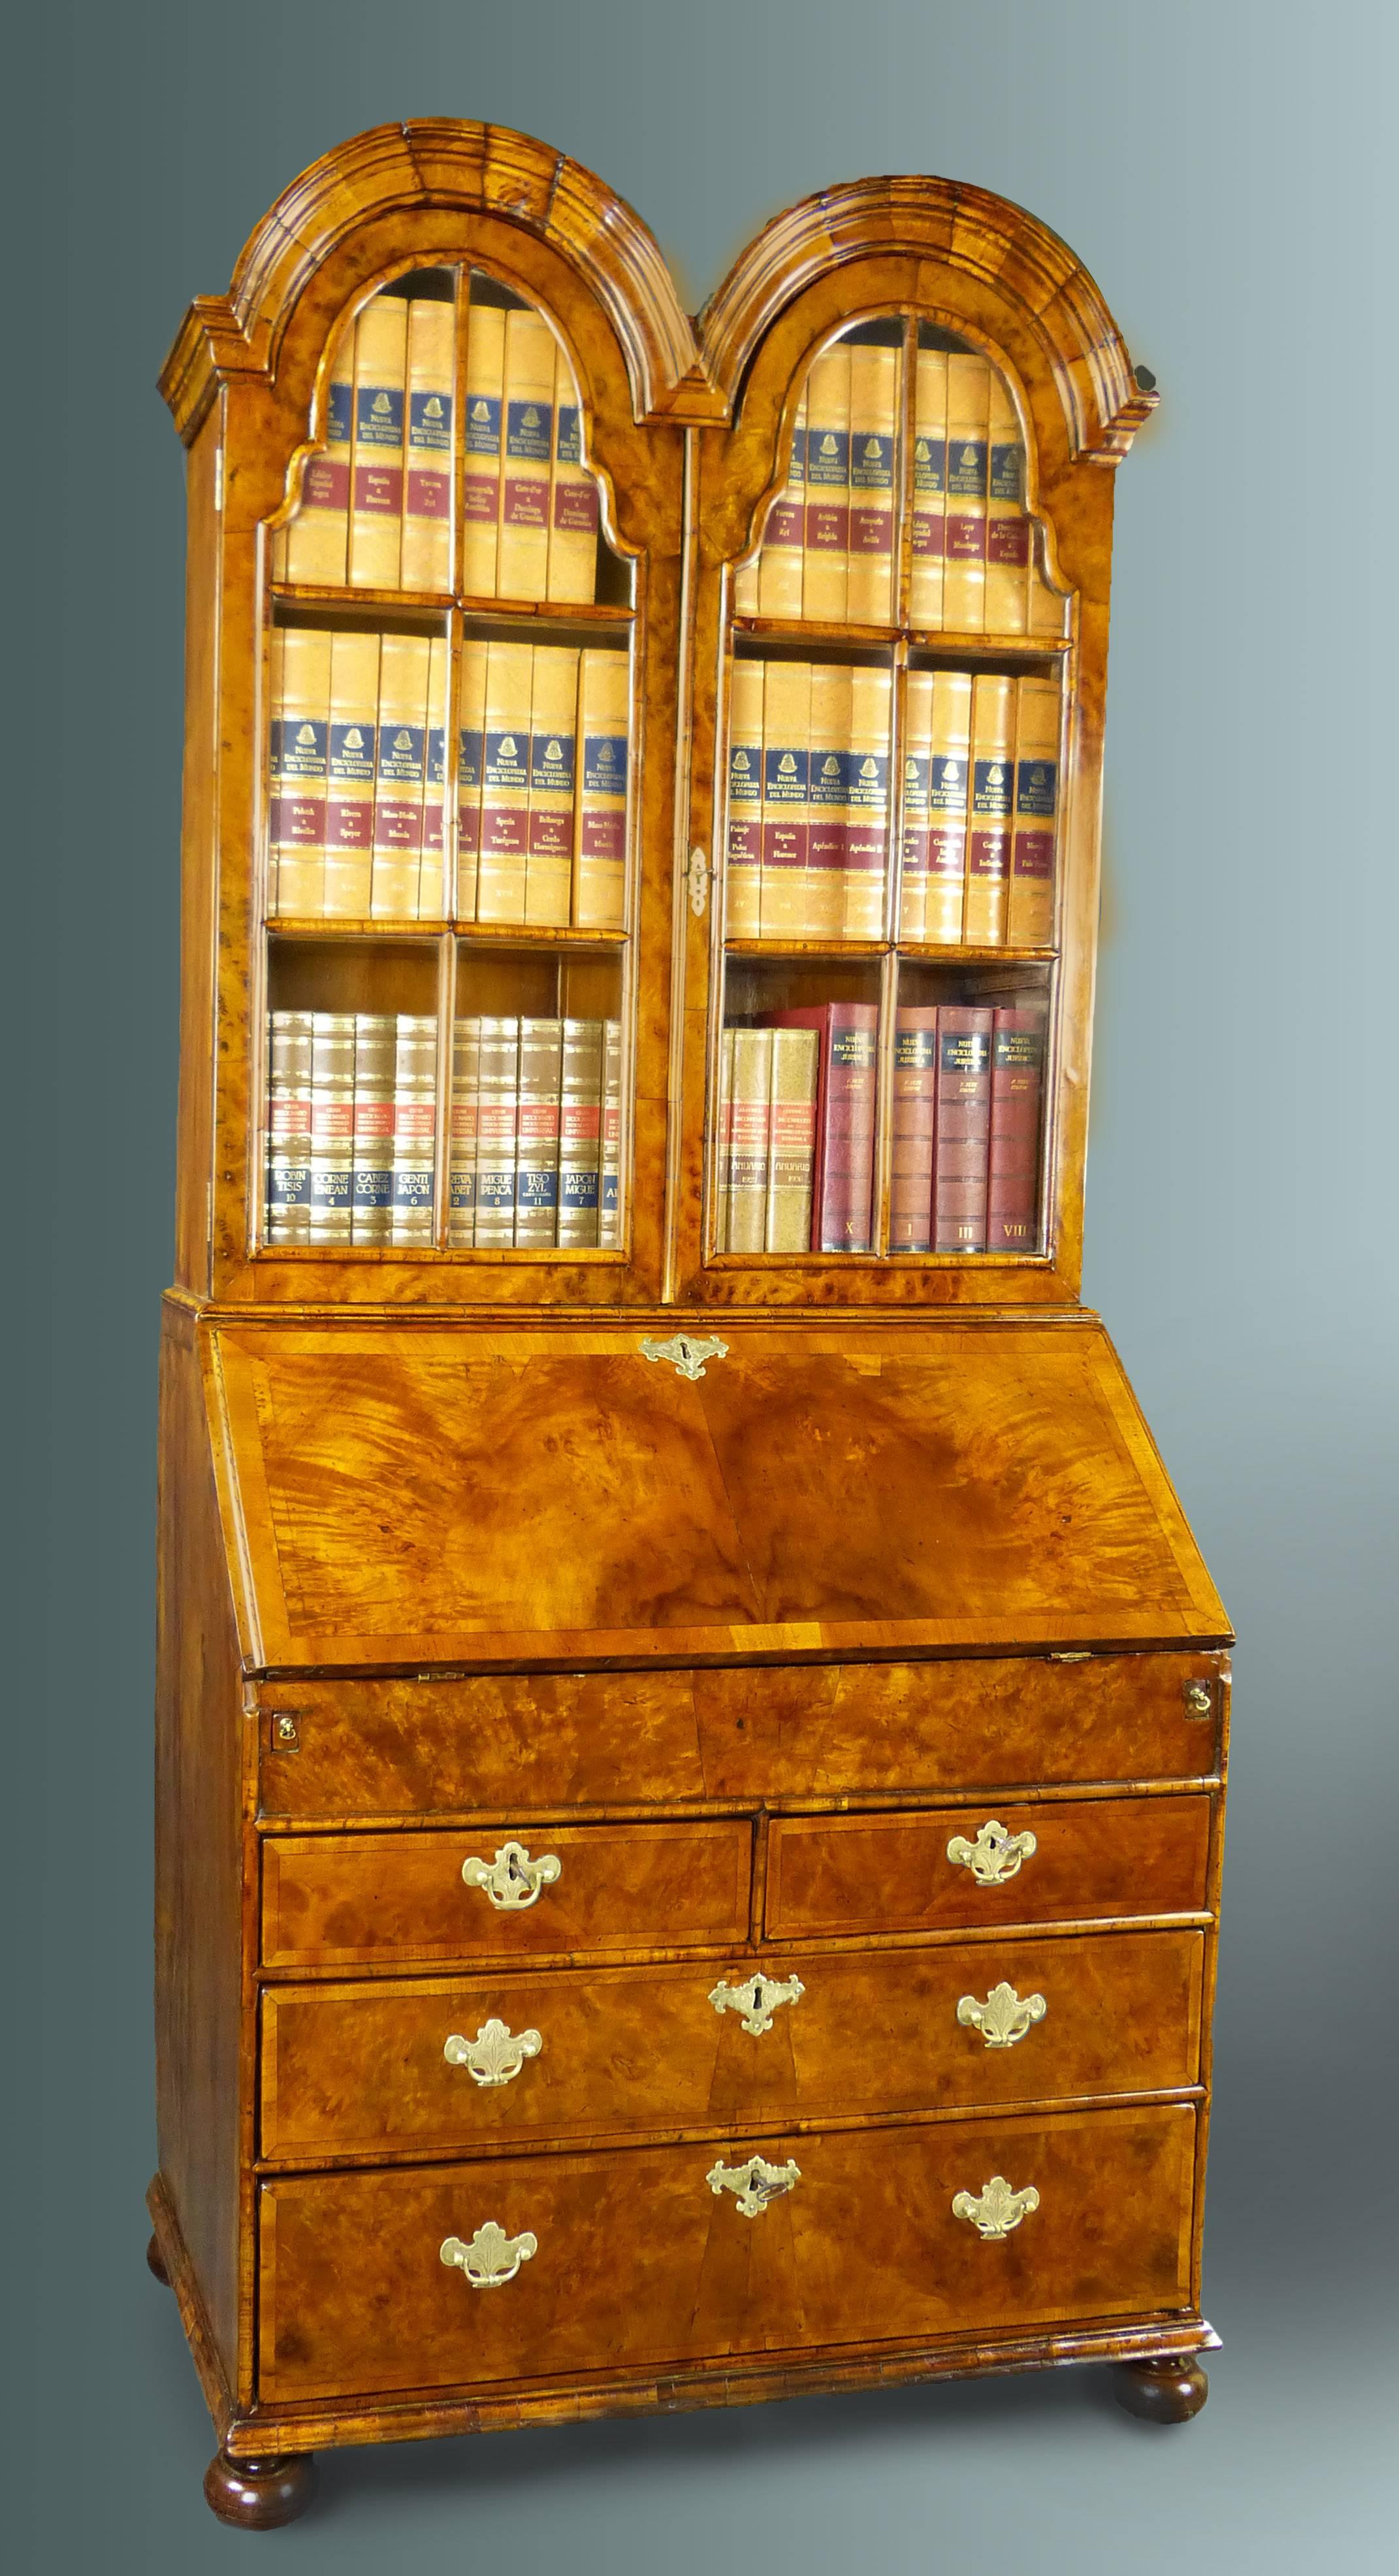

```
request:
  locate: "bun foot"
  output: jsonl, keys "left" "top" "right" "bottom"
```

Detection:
{"left": 204, "top": 2449, "right": 317, "bottom": 2529}
{"left": 146, "top": 2232, "right": 171, "bottom": 2287}
{"left": 1114, "top": 2355, "right": 1209, "bottom": 2424}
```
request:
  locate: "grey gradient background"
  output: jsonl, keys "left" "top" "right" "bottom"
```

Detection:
{"left": 8, "top": 1, "right": 1397, "bottom": 2566}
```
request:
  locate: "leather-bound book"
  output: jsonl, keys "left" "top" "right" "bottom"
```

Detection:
{"left": 802, "top": 344, "right": 852, "bottom": 620}
{"left": 349, "top": 1013, "right": 394, "bottom": 1244}
{"left": 724, "top": 658, "right": 763, "bottom": 936}
{"left": 267, "top": 627, "right": 330, "bottom": 916}
{"left": 282, "top": 334, "right": 352, "bottom": 585}
{"left": 524, "top": 645, "right": 579, "bottom": 926}
{"left": 1007, "top": 676, "right": 1060, "bottom": 947}
{"left": 984, "top": 368, "right": 1030, "bottom": 632}
{"left": 558, "top": 1017, "right": 603, "bottom": 1249}
{"left": 898, "top": 668, "right": 935, "bottom": 939}
{"left": 347, "top": 297, "right": 408, "bottom": 589}
{"left": 725, "top": 1026, "right": 773, "bottom": 1253}
{"left": 988, "top": 1007, "right": 1047, "bottom": 1252}
{"left": 964, "top": 672, "right": 1014, "bottom": 945}
{"left": 765, "top": 1025, "right": 820, "bottom": 1250}
{"left": 942, "top": 353, "right": 991, "bottom": 630}
{"left": 322, "top": 630, "right": 378, "bottom": 917}
{"left": 846, "top": 343, "right": 898, "bottom": 624}
{"left": 308, "top": 1010, "right": 355, "bottom": 1243}
{"left": 768, "top": 1002, "right": 878, "bottom": 1251}
{"left": 547, "top": 353, "right": 600, "bottom": 602}
{"left": 890, "top": 1005, "right": 938, "bottom": 1250}
{"left": 760, "top": 659, "right": 811, "bottom": 939}
{"left": 456, "top": 639, "right": 487, "bottom": 921}
{"left": 460, "top": 300, "right": 506, "bottom": 597}
{"left": 447, "top": 1015, "right": 480, "bottom": 1247}
{"left": 476, "top": 640, "right": 532, "bottom": 922}
{"left": 391, "top": 1013, "right": 437, "bottom": 1245}
{"left": 909, "top": 348, "right": 948, "bottom": 628}
{"left": 934, "top": 1004, "right": 993, "bottom": 1250}
{"left": 400, "top": 297, "right": 454, "bottom": 592}
{"left": 599, "top": 1019, "right": 622, "bottom": 1246}
{"left": 473, "top": 1016, "right": 520, "bottom": 1247}
{"left": 573, "top": 649, "right": 628, "bottom": 928}
{"left": 265, "top": 1009, "right": 313, "bottom": 1243}
{"left": 417, "top": 633, "right": 447, "bottom": 919}
{"left": 843, "top": 666, "right": 892, "bottom": 937}
{"left": 926, "top": 668, "right": 973, "bottom": 944}
{"left": 371, "top": 634, "right": 430, "bottom": 917}
{"left": 514, "top": 1018, "right": 564, "bottom": 1247}
{"left": 497, "top": 308, "right": 555, "bottom": 600}
{"left": 807, "top": 662, "right": 851, "bottom": 939}
{"left": 757, "top": 393, "right": 807, "bottom": 618}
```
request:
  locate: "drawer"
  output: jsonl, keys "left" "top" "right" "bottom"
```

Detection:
{"left": 257, "top": 2102, "right": 1197, "bottom": 2402}
{"left": 766, "top": 1795, "right": 1212, "bottom": 1940}
{"left": 257, "top": 1652, "right": 1228, "bottom": 1821}
{"left": 261, "top": 1819, "right": 752, "bottom": 1971}
{"left": 260, "top": 1929, "right": 1205, "bottom": 2161}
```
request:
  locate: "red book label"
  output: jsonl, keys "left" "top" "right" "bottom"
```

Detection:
{"left": 1012, "top": 829, "right": 1054, "bottom": 879}
{"left": 766, "top": 497, "right": 803, "bottom": 547}
{"left": 269, "top": 794, "right": 324, "bottom": 846}
{"left": 727, "top": 817, "right": 761, "bottom": 862}
{"left": 458, "top": 802, "right": 480, "bottom": 855}
{"left": 809, "top": 818, "right": 848, "bottom": 871}
{"left": 374, "top": 798, "right": 423, "bottom": 853}
{"left": 303, "top": 456, "right": 350, "bottom": 510}
{"left": 761, "top": 821, "right": 807, "bottom": 868}
{"left": 528, "top": 809, "right": 573, "bottom": 856}
{"left": 324, "top": 797, "right": 372, "bottom": 851}
{"left": 463, "top": 473, "right": 498, "bottom": 524}
{"left": 945, "top": 512, "right": 986, "bottom": 562}
{"left": 502, "top": 477, "right": 548, "bottom": 529}
{"left": 353, "top": 463, "right": 403, "bottom": 517}
{"left": 901, "top": 824, "right": 931, "bottom": 878}
{"left": 987, "top": 517, "right": 1030, "bottom": 566}
{"left": 968, "top": 828, "right": 1009, "bottom": 877}
{"left": 805, "top": 502, "right": 850, "bottom": 552}
{"left": 911, "top": 507, "right": 945, "bottom": 558}
{"left": 848, "top": 507, "right": 893, "bottom": 557}
{"left": 405, "top": 468, "right": 450, "bottom": 521}
{"left": 581, "top": 811, "right": 625, "bottom": 858}
{"left": 929, "top": 826, "right": 966, "bottom": 877}
{"left": 480, "top": 804, "right": 528, "bottom": 855}
{"left": 553, "top": 483, "right": 600, "bottom": 533}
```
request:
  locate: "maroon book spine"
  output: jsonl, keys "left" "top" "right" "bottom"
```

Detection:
{"left": 890, "top": 1006, "right": 939, "bottom": 1252}
{"left": 934, "top": 1005, "right": 993, "bottom": 1251}
{"left": 819, "top": 1002, "right": 879, "bottom": 1252}
{"left": 987, "top": 1007, "right": 1046, "bottom": 1252}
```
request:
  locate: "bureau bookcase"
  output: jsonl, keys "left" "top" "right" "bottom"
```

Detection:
{"left": 152, "top": 123, "right": 1230, "bottom": 2528}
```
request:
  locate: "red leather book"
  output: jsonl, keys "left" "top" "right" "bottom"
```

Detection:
{"left": 890, "top": 1006, "right": 938, "bottom": 1251}
{"left": 765, "top": 1001, "right": 878, "bottom": 1252}
{"left": 987, "top": 1006, "right": 1047, "bottom": 1252}
{"left": 933, "top": 1005, "right": 993, "bottom": 1251}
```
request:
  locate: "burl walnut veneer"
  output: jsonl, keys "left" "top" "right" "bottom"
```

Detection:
{"left": 152, "top": 123, "right": 1230, "bottom": 2528}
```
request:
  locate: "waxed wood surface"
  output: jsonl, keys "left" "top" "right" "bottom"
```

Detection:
{"left": 259, "top": 1927, "right": 1204, "bottom": 2162}
{"left": 210, "top": 1315, "right": 1229, "bottom": 1669}
{"left": 766, "top": 1795, "right": 1212, "bottom": 1939}
{"left": 261, "top": 1819, "right": 752, "bottom": 1970}
{"left": 257, "top": 2102, "right": 1197, "bottom": 2402}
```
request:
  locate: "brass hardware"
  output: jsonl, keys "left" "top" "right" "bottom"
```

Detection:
{"left": 270, "top": 1713, "right": 299, "bottom": 1752}
{"left": 952, "top": 2175, "right": 1040, "bottom": 2239}
{"left": 639, "top": 1333, "right": 729, "bottom": 1382}
{"left": 1183, "top": 1681, "right": 1213, "bottom": 1718}
{"left": 443, "top": 2019, "right": 543, "bottom": 2087}
{"left": 686, "top": 846, "right": 709, "bottom": 919}
{"left": 706, "top": 2153, "right": 801, "bottom": 2217}
{"left": 709, "top": 1970, "right": 805, "bottom": 2036}
{"left": 1048, "top": 1651, "right": 1092, "bottom": 1663}
{"left": 440, "top": 2223, "right": 538, "bottom": 2287}
{"left": 946, "top": 1819, "right": 1038, "bottom": 1886}
{"left": 957, "top": 1981, "right": 1047, "bottom": 2049}
{"left": 460, "top": 1842, "right": 562, "bottom": 1910}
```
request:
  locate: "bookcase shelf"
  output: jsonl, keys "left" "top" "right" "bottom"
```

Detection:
{"left": 733, "top": 616, "right": 1070, "bottom": 661}
{"left": 272, "top": 585, "right": 635, "bottom": 627}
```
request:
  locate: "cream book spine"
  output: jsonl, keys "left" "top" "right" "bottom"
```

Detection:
{"left": 843, "top": 665, "right": 892, "bottom": 937}
{"left": 371, "top": 633, "right": 430, "bottom": 917}
{"left": 448, "top": 1015, "right": 481, "bottom": 1246}
{"left": 714, "top": 1028, "right": 735, "bottom": 1251}
{"left": 547, "top": 351, "right": 600, "bottom": 602}
{"left": 475, "top": 640, "right": 533, "bottom": 922}
{"left": 283, "top": 338, "right": 353, "bottom": 585}
{"left": 265, "top": 1009, "right": 314, "bottom": 1243}
{"left": 573, "top": 649, "right": 628, "bottom": 928}
{"left": 846, "top": 344, "right": 898, "bottom": 625}
{"left": 1006, "top": 675, "right": 1061, "bottom": 947}
{"left": 909, "top": 348, "right": 948, "bottom": 628}
{"left": 400, "top": 297, "right": 455, "bottom": 593}
{"left": 759, "top": 659, "right": 811, "bottom": 939}
{"left": 757, "top": 392, "right": 807, "bottom": 619}
{"left": 308, "top": 1010, "right": 355, "bottom": 1243}
{"left": 267, "top": 627, "right": 330, "bottom": 916}
{"left": 349, "top": 1013, "right": 395, "bottom": 1243}
{"left": 724, "top": 658, "right": 763, "bottom": 936}
{"left": 323, "top": 630, "right": 379, "bottom": 917}
{"left": 456, "top": 638, "right": 488, "bottom": 922}
{"left": 897, "top": 668, "right": 935, "bottom": 939}
{"left": 801, "top": 344, "right": 852, "bottom": 621}
{"left": 391, "top": 1013, "right": 438, "bottom": 1245}
{"left": 925, "top": 670, "right": 973, "bottom": 945}
{"left": 765, "top": 1026, "right": 820, "bottom": 1251}
{"left": 524, "top": 645, "right": 580, "bottom": 924}
{"left": 473, "top": 1015, "right": 520, "bottom": 1246}
{"left": 460, "top": 301, "right": 506, "bottom": 597}
{"left": 347, "top": 297, "right": 408, "bottom": 590}
{"left": 497, "top": 308, "right": 555, "bottom": 601}
{"left": 984, "top": 368, "right": 1030, "bottom": 632}
{"left": 514, "top": 1017, "right": 564, "bottom": 1247}
{"left": 726, "top": 1028, "right": 772, "bottom": 1253}
{"left": 806, "top": 661, "right": 852, "bottom": 939}
{"left": 964, "top": 671, "right": 1014, "bottom": 944}
{"left": 942, "top": 353, "right": 991, "bottom": 632}
{"left": 418, "top": 632, "right": 448, "bottom": 919}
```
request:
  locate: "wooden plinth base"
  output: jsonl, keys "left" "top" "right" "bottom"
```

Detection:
{"left": 1113, "top": 2355, "right": 1209, "bottom": 2424}
{"left": 204, "top": 2450, "right": 317, "bottom": 2530}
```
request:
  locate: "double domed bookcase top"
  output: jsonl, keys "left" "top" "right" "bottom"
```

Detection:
{"left": 151, "top": 123, "right": 1230, "bottom": 2528}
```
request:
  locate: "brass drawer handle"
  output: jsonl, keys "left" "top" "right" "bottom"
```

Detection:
{"left": 440, "top": 2222, "right": 538, "bottom": 2288}
{"left": 460, "top": 1842, "right": 562, "bottom": 1910}
{"left": 1183, "top": 1681, "right": 1213, "bottom": 1717}
{"left": 952, "top": 2175, "right": 1040, "bottom": 2240}
{"left": 946, "top": 1819, "right": 1037, "bottom": 1886}
{"left": 709, "top": 1970, "right": 805, "bottom": 2035}
{"left": 707, "top": 2153, "right": 801, "bottom": 2217}
{"left": 956, "top": 1981, "right": 1046, "bottom": 2049}
{"left": 443, "top": 2019, "right": 543, "bottom": 2087}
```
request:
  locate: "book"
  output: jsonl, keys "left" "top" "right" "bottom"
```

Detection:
{"left": 759, "top": 658, "right": 811, "bottom": 938}
{"left": 725, "top": 1026, "right": 772, "bottom": 1252}
{"left": 897, "top": 668, "right": 935, "bottom": 939}
{"left": 942, "top": 353, "right": 990, "bottom": 631}
{"left": 599, "top": 1018, "right": 622, "bottom": 1246}
{"left": 347, "top": 297, "right": 408, "bottom": 589}
{"left": 1007, "top": 675, "right": 1060, "bottom": 947}
{"left": 308, "top": 1010, "right": 355, "bottom": 1242}
{"left": 266, "top": 1009, "right": 313, "bottom": 1242}
{"left": 497, "top": 308, "right": 555, "bottom": 600}
{"left": 476, "top": 638, "right": 532, "bottom": 922}
{"left": 890, "top": 1005, "right": 939, "bottom": 1251}
{"left": 988, "top": 1007, "right": 1046, "bottom": 1252}
{"left": 757, "top": 392, "right": 807, "bottom": 618}
{"left": 925, "top": 669, "right": 973, "bottom": 943}
{"left": 349, "top": 1013, "right": 395, "bottom": 1243}
{"left": 448, "top": 1015, "right": 480, "bottom": 1245}
{"left": 547, "top": 357, "right": 600, "bottom": 602}
{"left": 515, "top": 1017, "right": 563, "bottom": 1245}
{"left": 802, "top": 344, "right": 852, "bottom": 620}
{"left": 724, "top": 657, "right": 763, "bottom": 936}
{"left": 846, "top": 343, "right": 898, "bottom": 624}
{"left": 371, "top": 632, "right": 430, "bottom": 917}
{"left": 419, "top": 632, "right": 448, "bottom": 919}
{"left": 474, "top": 1015, "right": 520, "bottom": 1245}
{"left": 283, "top": 338, "right": 353, "bottom": 585}
{"left": 392, "top": 1013, "right": 437, "bottom": 1243}
{"left": 573, "top": 649, "right": 628, "bottom": 927}
{"left": 844, "top": 665, "right": 892, "bottom": 937}
{"left": 964, "top": 672, "right": 1014, "bottom": 943}
{"left": 323, "top": 630, "right": 379, "bottom": 916}
{"left": 558, "top": 1017, "right": 603, "bottom": 1248}
{"left": 267, "top": 627, "right": 330, "bottom": 915}
{"left": 714, "top": 1028, "right": 736, "bottom": 1248}
{"left": 524, "top": 645, "right": 579, "bottom": 926}
{"left": 986, "top": 368, "right": 1030, "bottom": 632}
{"left": 766, "top": 1002, "right": 878, "bottom": 1251}
{"left": 765, "top": 1025, "right": 820, "bottom": 1250}
{"left": 456, "top": 638, "right": 487, "bottom": 921}
{"left": 732, "top": 555, "right": 760, "bottom": 617}
{"left": 807, "top": 661, "right": 852, "bottom": 938}
{"left": 400, "top": 297, "right": 454, "bottom": 592}
{"left": 909, "top": 348, "right": 948, "bottom": 628}
{"left": 461, "top": 301, "right": 506, "bottom": 596}
{"left": 934, "top": 1005, "right": 992, "bottom": 1250}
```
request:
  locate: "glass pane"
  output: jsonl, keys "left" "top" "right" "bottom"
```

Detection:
{"left": 724, "top": 647, "right": 893, "bottom": 945}
{"left": 461, "top": 634, "right": 630, "bottom": 930}
{"left": 265, "top": 939, "right": 440, "bottom": 1248}
{"left": 449, "top": 942, "right": 625, "bottom": 1252}
{"left": 462, "top": 272, "right": 624, "bottom": 609}
{"left": 899, "top": 662, "right": 1062, "bottom": 950}
{"left": 892, "top": 958, "right": 1052, "bottom": 1256}
{"left": 715, "top": 956, "right": 881, "bottom": 1254}
{"left": 912, "top": 325, "right": 1065, "bottom": 638}
{"left": 268, "top": 610, "right": 451, "bottom": 924}
{"left": 735, "top": 319, "right": 903, "bottom": 628}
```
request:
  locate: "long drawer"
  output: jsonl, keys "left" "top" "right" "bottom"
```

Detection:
{"left": 765, "top": 1795, "right": 1212, "bottom": 1940}
{"left": 257, "top": 2102, "right": 1197, "bottom": 2404}
{"left": 260, "top": 1930, "right": 1204, "bottom": 2162}
{"left": 261, "top": 1819, "right": 752, "bottom": 1971}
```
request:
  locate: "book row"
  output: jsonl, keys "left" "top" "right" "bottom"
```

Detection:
{"left": 269, "top": 631, "right": 629, "bottom": 927}
{"left": 733, "top": 343, "right": 1063, "bottom": 637}
{"left": 716, "top": 1002, "right": 1046, "bottom": 1256}
{"left": 272, "top": 284, "right": 601, "bottom": 604}
{"left": 265, "top": 1011, "right": 622, "bottom": 1250}
{"left": 727, "top": 663, "right": 1059, "bottom": 947}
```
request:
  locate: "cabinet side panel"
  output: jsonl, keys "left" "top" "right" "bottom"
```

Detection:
{"left": 173, "top": 404, "right": 222, "bottom": 1297}
{"left": 155, "top": 1297, "right": 244, "bottom": 2383}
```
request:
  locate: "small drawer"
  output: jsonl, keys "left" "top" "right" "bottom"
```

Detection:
{"left": 261, "top": 1819, "right": 752, "bottom": 1971}
{"left": 259, "top": 1929, "right": 1205, "bottom": 2162}
{"left": 257, "top": 2102, "right": 1197, "bottom": 2404}
{"left": 765, "top": 1795, "right": 1212, "bottom": 1940}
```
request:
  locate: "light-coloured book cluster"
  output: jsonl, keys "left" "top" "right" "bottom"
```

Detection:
{"left": 461, "top": 640, "right": 628, "bottom": 929}
{"left": 716, "top": 1024, "right": 821, "bottom": 1253}
{"left": 459, "top": 295, "right": 599, "bottom": 604}
{"left": 266, "top": 1010, "right": 437, "bottom": 1245}
{"left": 451, "top": 1015, "right": 622, "bottom": 1250}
